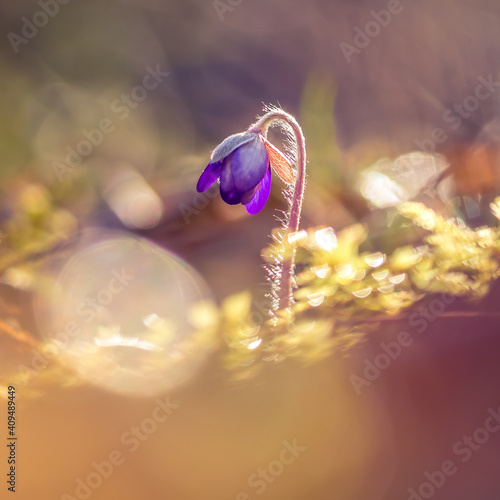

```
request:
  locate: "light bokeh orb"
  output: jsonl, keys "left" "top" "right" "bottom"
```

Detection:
{"left": 34, "top": 229, "right": 217, "bottom": 396}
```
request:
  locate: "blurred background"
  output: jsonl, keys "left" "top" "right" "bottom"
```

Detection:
{"left": 1, "top": 0, "right": 500, "bottom": 499}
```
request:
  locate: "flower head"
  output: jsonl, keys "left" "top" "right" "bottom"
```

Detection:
{"left": 197, "top": 132, "right": 293, "bottom": 214}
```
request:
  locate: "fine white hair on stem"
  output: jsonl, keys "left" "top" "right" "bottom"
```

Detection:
{"left": 248, "top": 106, "right": 307, "bottom": 313}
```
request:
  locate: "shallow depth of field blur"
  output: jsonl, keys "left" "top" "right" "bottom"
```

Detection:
{"left": 2, "top": 1, "right": 500, "bottom": 499}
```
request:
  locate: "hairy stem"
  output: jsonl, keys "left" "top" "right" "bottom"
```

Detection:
{"left": 249, "top": 110, "right": 307, "bottom": 311}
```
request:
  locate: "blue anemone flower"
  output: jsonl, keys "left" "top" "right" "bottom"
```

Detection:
{"left": 197, "top": 132, "right": 293, "bottom": 214}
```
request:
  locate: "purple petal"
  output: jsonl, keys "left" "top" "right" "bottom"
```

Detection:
{"left": 220, "top": 158, "right": 243, "bottom": 204}
{"left": 196, "top": 161, "right": 222, "bottom": 192}
{"left": 241, "top": 187, "right": 257, "bottom": 205}
{"left": 231, "top": 137, "right": 269, "bottom": 192}
{"left": 220, "top": 157, "right": 235, "bottom": 193}
{"left": 244, "top": 167, "right": 271, "bottom": 214}
{"left": 220, "top": 189, "right": 244, "bottom": 205}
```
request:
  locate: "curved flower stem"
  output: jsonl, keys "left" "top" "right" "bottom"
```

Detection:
{"left": 248, "top": 110, "right": 307, "bottom": 312}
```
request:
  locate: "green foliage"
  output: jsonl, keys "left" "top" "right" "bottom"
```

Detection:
{"left": 3, "top": 199, "right": 500, "bottom": 393}
{"left": 220, "top": 200, "right": 500, "bottom": 377}
{"left": 0, "top": 183, "right": 77, "bottom": 280}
